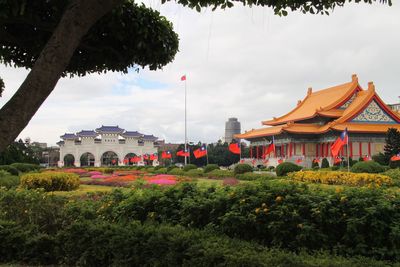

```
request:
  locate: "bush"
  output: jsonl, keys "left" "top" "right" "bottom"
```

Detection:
{"left": 0, "top": 165, "right": 19, "bottom": 175}
{"left": 206, "top": 169, "right": 234, "bottom": 179}
{"left": 233, "top": 163, "right": 253, "bottom": 175}
{"left": 183, "top": 164, "right": 197, "bottom": 172}
{"left": 321, "top": 158, "right": 330, "bottom": 168}
{"left": 0, "top": 171, "right": 20, "bottom": 188}
{"left": 389, "top": 160, "right": 400, "bottom": 169}
{"left": 331, "top": 166, "right": 339, "bottom": 171}
{"left": 20, "top": 172, "right": 80, "bottom": 191}
{"left": 275, "top": 162, "right": 302, "bottom": 176}
{"left": 185, "top": 169, "right": 204, "bottom": 177}
{"left": 103, "top": 168, "right": 114, "bottom": 174}
{"left": 203, "top": 164, "right": 219, "bottom": 173}
{"left": 10, "top": 163, "right": 41, "bottom": 173}
{"left": 267, "top": 166, "right": 275, "bottom": 172}
{"left": 351, "top": 161, "right": 385, "bottom": 173}
{"left": 311, "top": 160, "right": 319, "bottom": 168}
{"left": 235, "top": 172, "right": 276, "bottom": 181}
{"left": 168, "top": 168, "right": 185, "bottom": 176}
{"left": 167, "top": 165, "right": 177, "bottom": 172}
{"left": 288, "top": 171, "right": 392, "bottom": 187}
{"left": 384, "top": 168, "right": 400, "bottom": 185}
{"left": 147, "top": 167, "right": 155, "bottom": 173}
{"left": 155, "top": 167, "right": 168, "bottom": 174}
{"left": 372, "top": 152, "right": 387, "bottom": 166}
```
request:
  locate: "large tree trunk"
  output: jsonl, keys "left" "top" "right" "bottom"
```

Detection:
{"left": 0, "top": 0, "right": 122, "bottom": 152}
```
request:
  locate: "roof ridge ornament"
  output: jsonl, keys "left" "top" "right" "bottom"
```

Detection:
{"left": 368, "top": 81, "right": 375, "bottom": 93}
{"left": 352, "top": 74, "right": 358, "bottom": 82}
{"left": 297, "top": 100, "right": 302, "bottom": 106}
{"left": 307, "top": 87, "right": 312, "bottom": 96}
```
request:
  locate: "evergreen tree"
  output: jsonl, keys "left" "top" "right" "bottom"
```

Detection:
{"left": 383, "top": 128, "right": 400, "bottom": 164}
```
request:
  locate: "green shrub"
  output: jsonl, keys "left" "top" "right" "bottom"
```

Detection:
{"left": 0, "top": 165, "right": 19, "bottom": 175}
{"left": 167, "top": 166, "right": 177, "bottom": 172}
{"left": 154, "top": 166, "right": 163, "bottom": 170}
{"left": 168, "top": 168, "right": 185, "bottom": 176}
{"left": 311, "top": 160, "right": 319, "bottom": 168}
{"left": 268, "top": 166, "right": 275, "bottom": 172}
{"left": 235, "top": 172, "right": 276, "bottom": 181}
{"left": 185, "top": 169, "right": 204, "bottom": 177}
{"left": 350, "top": 161, "right": 385, "bottom": 173}
{"left": 0, "top": 171, "right": 20, "bottom": 188}
{"left": 321, "top": 158, "right": 330, "bottom": 168}
{"left": 206, "top": 169, "right": 234, "bottom": 179}
{"left": 372, "top": 152, "right": 387, "bottom": 166}
{"left": 103, "top": 168, "right": 114, "bottom": 174}
{"left": 10, "top": 163, "right": 41, "bottom": 173}
{"left": 203, "top": 164, "right": 219, "bottom": 173}
{"left": 389, "top": 160, "right": 400, "bottom": 169}
{"left": 20, "top": 172, "right": 80, "bottom": 191}
{"left": 331, "top": 166, "right": 339, "bottom": 171}
{"left": 384, "top": 168, "right": 400, "bottom": 185}
{"left": 233, "top": 163, "right": 253, "bottom": 175}
{"left": 155, "top": 167, "right": 168, "bottom": 174}
{"left": 147, "top": 167, "right": 155, "bottom": 173}
{"left": 275, "top": 162, "right": 302, "bottom": 176}
{"left": 183, "top": 164, "right": 197, "bottom": 172}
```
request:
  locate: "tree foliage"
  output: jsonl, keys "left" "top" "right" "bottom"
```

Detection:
{"left": 384, "top": 128, "right": 400, "bottom": 164}
{"left": 0, "top": 1, "right": 179, "bottom": 75}
{"left": 0, "top": 139, "right": 39, "bottom": 165}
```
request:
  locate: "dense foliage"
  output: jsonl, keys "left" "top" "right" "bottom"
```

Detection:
{"left": 203, "top": 164, "right": 219, "bottom": 173}
{"left": 351, "top": 161, "right": 386, "bottom": 173}
{"left": 183, "top": 164, "right": 197, "bottom": 172}
{"left": 275, "top": 162, "right": 302, "bottom": 176}
{"left": 2, "top": 180, "right": 400, "bottom": 263}
{"left": 233, "top": 163, "right": 253, "bottom": 175}
{"left": 20, "top": 172, "right": 80, "bottom": 191}
{"left": 0, "top": 165, "right": 19, "bottom": 175}
{"left": 0, "top": 140, "right": 39, "bottom": 165}
{"left": 10, "top": 162, "right": 41, "bottom": 173}
{"left": 321, "top": 158, "right": 330, "bottom": 168}
{"left": 384, "top": 128, "right": 400, "bottom": 164}
{"left": 288, "top": 171, "right": 392, "bottom": 187}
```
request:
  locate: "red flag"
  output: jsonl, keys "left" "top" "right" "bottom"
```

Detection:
{"left": 295, "top": 158, "right": 303, "bottom": 164}
{"left": 181, "top": 75, "right": 186, "bottom": 81}
{"left": 111, "top": 159, "right": 116, "bottom": 164}
{"left": 123, "top": 158, "right": 128, "bottom": 164}
{"left": 193, "top": 144, "right": 207, "bottom": 159}
{"left": 143, "top": 154, "right": 149, "bottom": 160}
{"left": 391, "top": 153, "right": 400, "bottom": 161}
{"left": 331, "top": 128, "right": 348, "bottom": 158}
{"left": 278, "top": 158, "right": 283, "bottom": 164}
{"left": 177, "top": 149, "right": 189, "bottom": 157}
{"left": 229, "top": 143, "right": 241, "bottom": 154}
{"left": 150, "top": 153, "right": 158, "bottom": 161}
{"left": 362, "top": 155, "right": 371, "bottom": 161}
{"left": 334, "top": 157, "right": 342, "bottom": 164}
{"left": 161, "top": 151, "right": 172, "bottom": 159}
{"left": 263, "top": 137, "right": 275, "bottom": 157}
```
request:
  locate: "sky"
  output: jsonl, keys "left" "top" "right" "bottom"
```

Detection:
{"left": 1, "top": 1, "right": 399, "bottom": 146}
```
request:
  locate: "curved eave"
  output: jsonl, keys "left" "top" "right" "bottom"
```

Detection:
{"left": 262, "top": 79, "right": 359, "bottom": 126}
{"left": 235, "top": 126, "right": 284, "bottom": 140}
{"left": 332, "top": 123, "right": 400, "bottom": 133}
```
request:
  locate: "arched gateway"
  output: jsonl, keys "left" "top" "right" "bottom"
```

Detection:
{"left": 57, "top": 126, "right": 159, "bottom": 167}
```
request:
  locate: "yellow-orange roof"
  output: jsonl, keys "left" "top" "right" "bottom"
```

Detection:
{"left": 262, "top": 74, "right": 360, "bottom": 126}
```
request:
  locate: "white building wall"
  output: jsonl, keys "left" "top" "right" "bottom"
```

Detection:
{"left": 58, "top": 136, "right": 157, "bottom": 167}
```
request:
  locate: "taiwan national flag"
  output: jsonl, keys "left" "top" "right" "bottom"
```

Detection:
{"left": 391, "top": 153, "right": 400, "bottom": 161}
{"left": 193, "top": 144, "right": 207, "bottom": 159}
{"left": 150, "top": 153, "right": 158, "bottom": 161}
{"left": 331, "top": 128, "right": 348, "bottom": 158}
{"left": 229, "top": 143, "right": 241, "bottom": 154}
{"left": 143, "top": 154, "right": 149, "bottom": 160}
{"left": 181, "top": 75, "right": 186, "bottom": 81}
{"left": 123, "top": 158, "right": 129, "bottom": 164}
{"left": 295, "top": 158, "right": 303, "bottom": 164}
{"left": 161, "top": 151, "right": 172, "bottom": 159}
{"left": 177, "top": 148, "right": 190, "bottom": 157}
{"left": 264, "top": 137, "right": 275, "bottom": 157}
{"left": 362, "top": 155, "right": 371, "bottom": 161}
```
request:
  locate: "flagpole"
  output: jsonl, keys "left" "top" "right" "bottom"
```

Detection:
{"left": 184, "top": 77, "right": 187, "bottom": 166}
{"left": 346, "top": 131, "right": 350, "bottom": 172}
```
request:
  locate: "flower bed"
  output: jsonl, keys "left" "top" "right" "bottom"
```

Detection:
{"left": 145, "top": 174, "right": 177, "bottom": 185}
{"left": 288, "top": 171, "right": 392, "bottom": 187}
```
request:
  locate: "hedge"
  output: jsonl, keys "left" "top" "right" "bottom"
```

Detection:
{"left": 0, "top": 171, "right": 19, "bottom": 188}
{"left": 276, "top": 162, "right": 302, "bottom": 176}
{"left": 10, "top": 163, "right": 41, "bottom": 173}
{"left": 206, "top": 169, "right": 234, "bottom": 179}
{"left": 235, "top": 172, "right": 276, "bottom": 181}
{"left": 351, "top": 161, "right": 385, "bottom": 173}
{"left": 0, "top": 220, "right": 392, "bottom": 267}
{"left": 183, "top": 164, "right": 197, "bottom": 172}
{"left": 233, "top": 164, "right": 253, "bottom": 175}
{"left": 20, "top": 172, "right": 80, "bottom": 191}
{"left": 185, "top": 169, "right": 204, "bottom": 177}
{"left": 288, "top": 171, "right": 392, "bottom": 187}
{"left": 0, "top": 165, "right": 19, "bottom": 175}
{"left": 203, "top": 164, "right": 219, "bottom": 173}
{"left": 168, "top": 168, "right": 185, "bottom": 176}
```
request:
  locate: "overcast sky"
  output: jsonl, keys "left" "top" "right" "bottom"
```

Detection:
{"left": 1, "top": 1, "right": 399, "bottom": 146}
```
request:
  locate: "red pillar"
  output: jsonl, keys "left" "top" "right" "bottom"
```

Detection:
{"left": 302, "top": 143, "right": 306, "bottom": 156}
{"left": 250, "top": 146, "right": 253, "bottom": 158}
{"left": 368, "top": 142, "right": 371, "bottom": 156}
{"left": 359, "top": 142, "right": 362, "bottom": 157}
{"left": 256, "top": 146, "right": 259, "bottom": 159}
{"left": 280, "top": 145, "right": 284, "bottom": 157}
{"left": 289, "top": 143, "right": 292, "bottom": 157}
{"left": 316, "top": 144, "right": 319, "bottom": 158}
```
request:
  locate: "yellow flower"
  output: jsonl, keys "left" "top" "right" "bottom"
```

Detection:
{"left": 255, "top": 208, "right": 261, "bottom": 214}
{"left": 263, "top": 208, "right": 269, "bottom": 214}
{"left": 340, "top": 196, "right": 347, "bottom": 203}
{"left": 275, "top": 196, "right": 283, "bottom": 202}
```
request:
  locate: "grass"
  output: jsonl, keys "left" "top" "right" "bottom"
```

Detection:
{"left": 49, "top": 184, "right": 116, "bottom": 197}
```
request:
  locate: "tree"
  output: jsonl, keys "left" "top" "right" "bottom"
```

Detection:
{"left": 384, "top": 128, "right": 400, "bottom": 163}
{"left": 0, "top": 139, "right": 40, "bottom": 165}
{"left": 0, "top": 0, "right": 391, "bottom": 152}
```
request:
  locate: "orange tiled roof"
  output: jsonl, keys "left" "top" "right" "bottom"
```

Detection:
{"left": 237, "top": 75, "right": 400, "bottom": 140}
{"left": 262, "top": 74, "right": 361, "bottom": 126}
